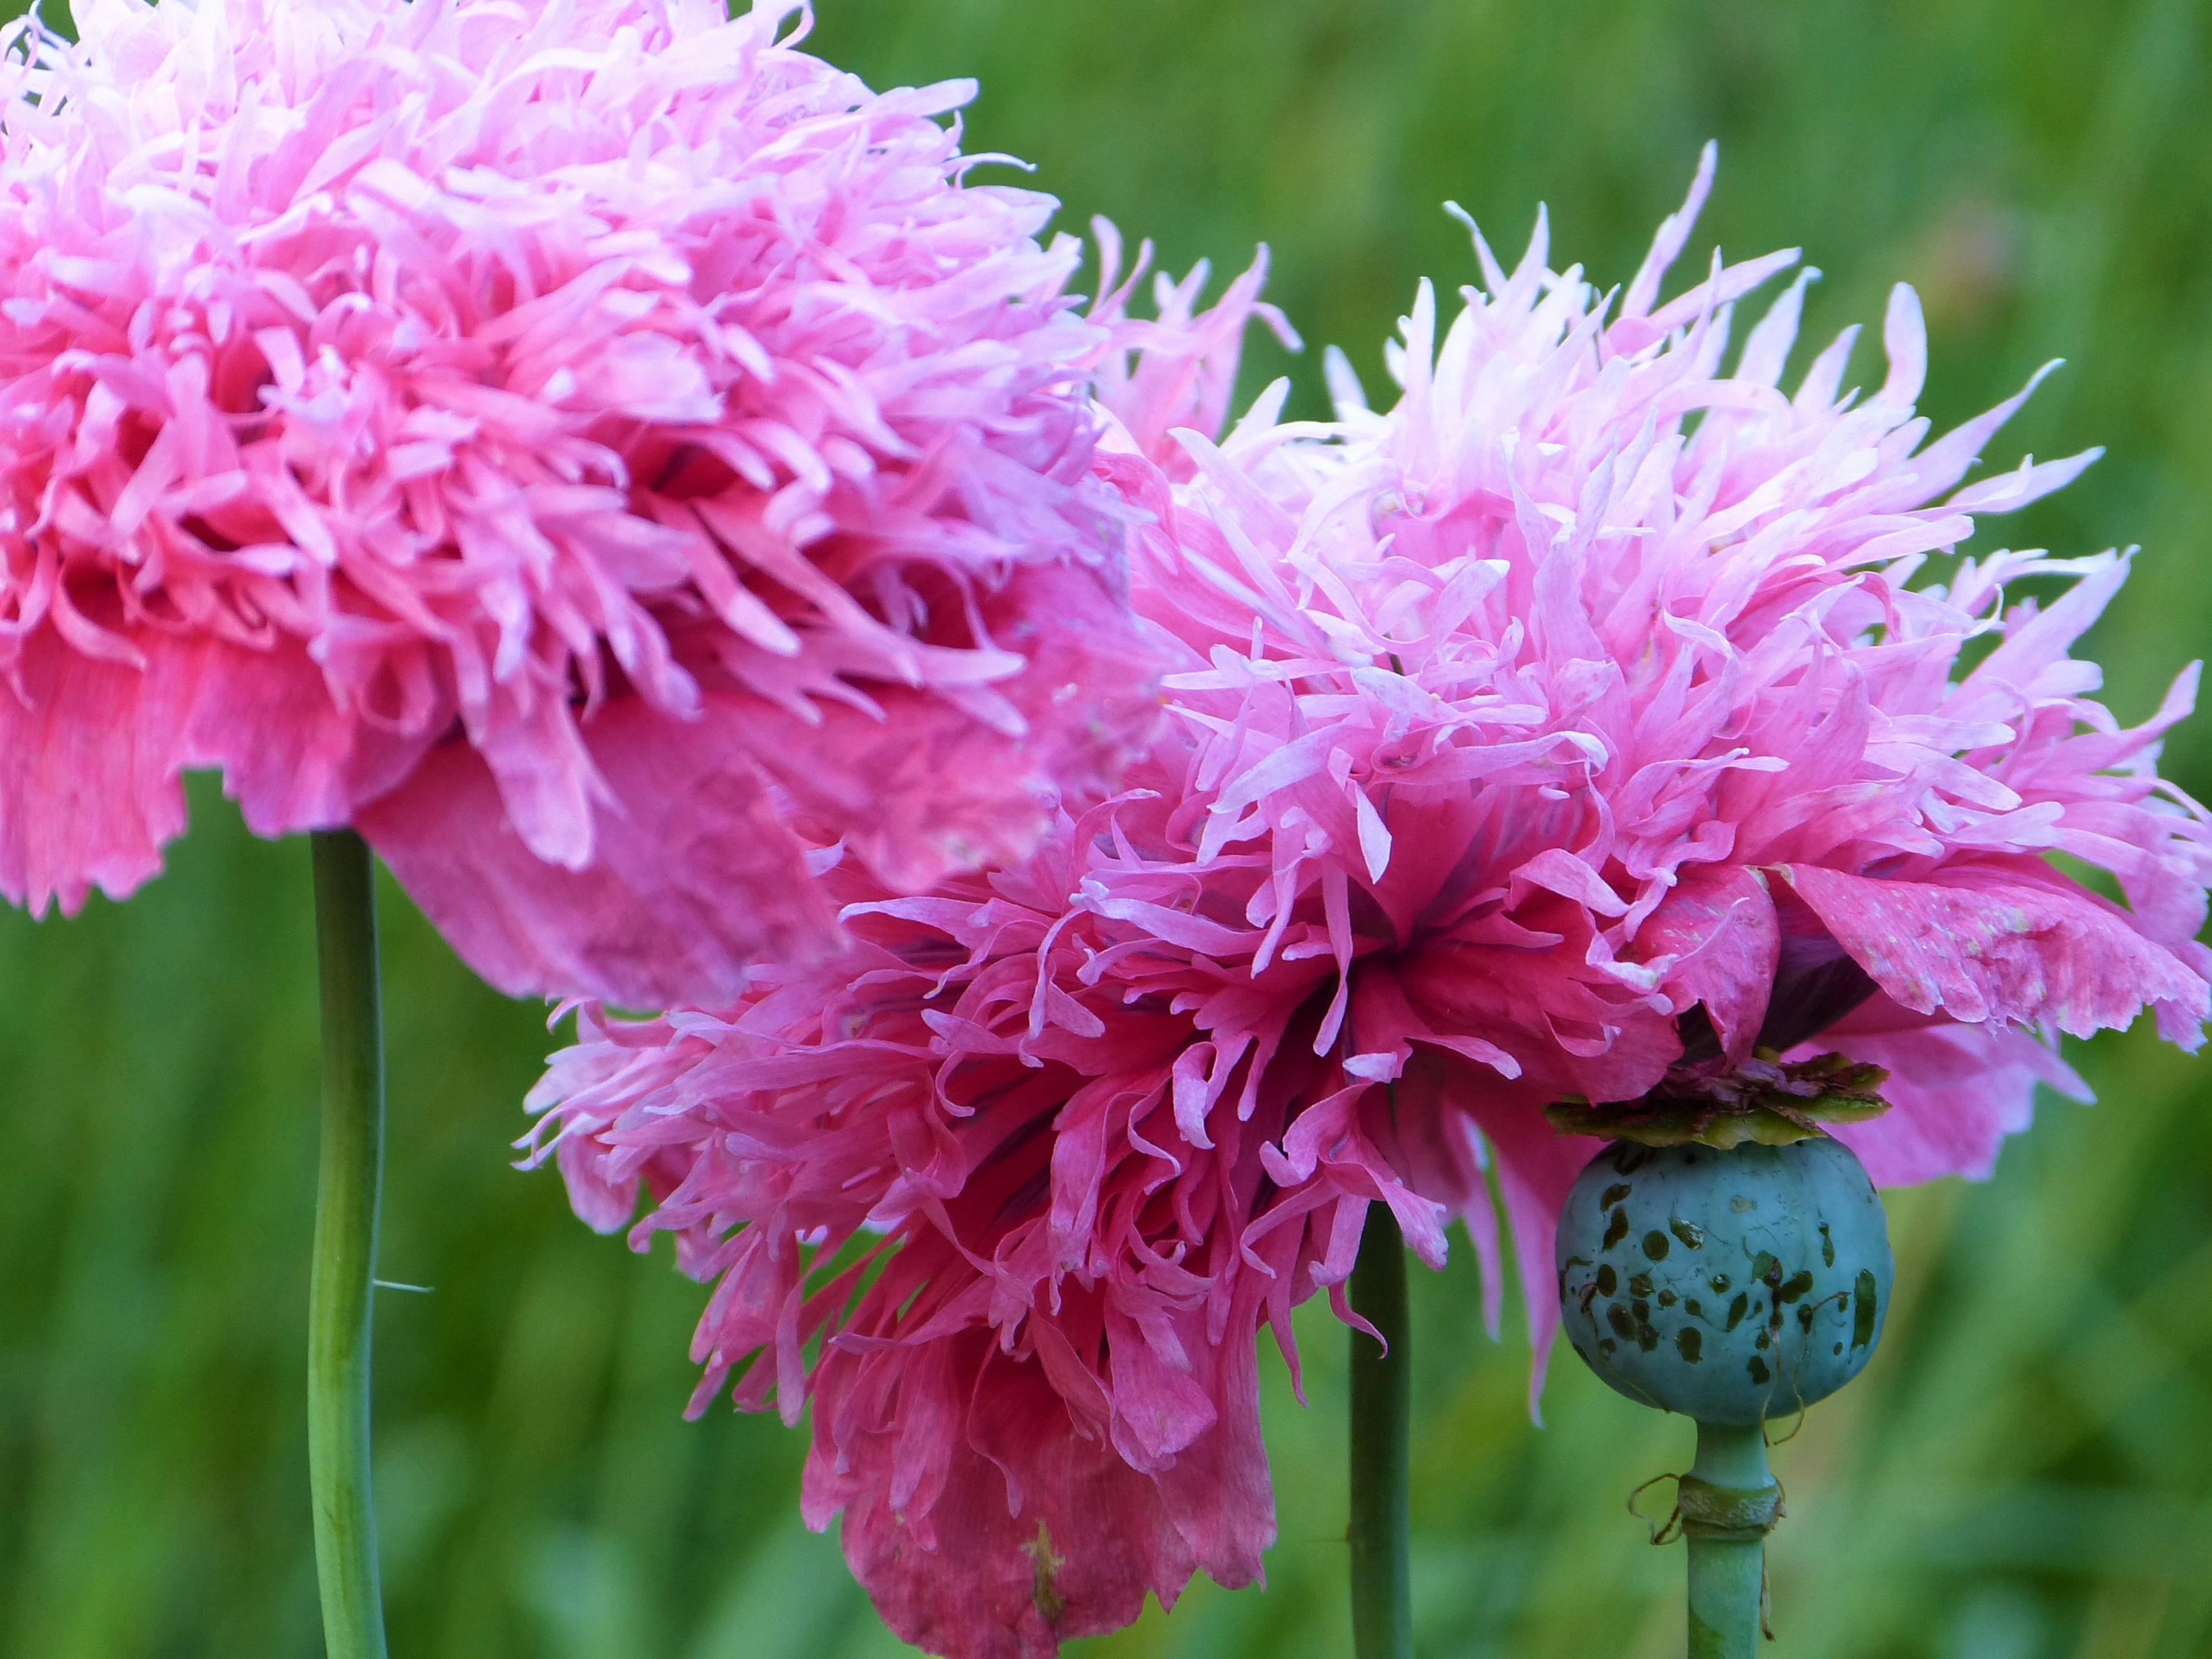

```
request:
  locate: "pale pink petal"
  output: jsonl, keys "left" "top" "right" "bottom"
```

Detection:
{"left": 1783, "top": 860, "right": 2208, "bottom": 1045}
{"left": 1824, "top": 1009, "right": 2090, "bottom": 1185}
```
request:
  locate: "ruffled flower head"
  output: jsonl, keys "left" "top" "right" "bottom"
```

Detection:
{"left": 0, "top": 0, "right": 1176, "bottom": 1004}
{"left": 531, "top": 149, "right": 2212, "bottom": 1657}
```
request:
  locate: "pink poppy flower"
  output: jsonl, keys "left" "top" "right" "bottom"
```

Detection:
{"left": 0, "top": 0, "right": 1170, "bottom": 1005}
{"left": 529, "top": 833, "right": 1300, "bottom": 1659}
{"left": 1101, "top": 144, "right": 2209, "bottom": 1389}
{"left": 530, "top": 152, "right": 2211, "bottom": 1656}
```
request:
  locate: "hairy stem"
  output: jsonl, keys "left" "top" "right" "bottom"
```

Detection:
{"left": 1348, "top": 1203, "right": 1412, "bottom": 1659}
{"left": 309, "top": 830, "right": 389, "bottom": 1659}
{"left": 1684, "top": 1421, "right": 1775, "bottom": 1659}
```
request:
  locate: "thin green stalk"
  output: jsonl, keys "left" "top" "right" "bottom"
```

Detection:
{"left": 1348, "top": 1203, "right": 1412, "bottom": 1659}
{"left": 309, "top": 830, "right": 389, "bottom": 1659}
{"left": 1682, "top": 1421, "right": 1775, "bottom": 1659}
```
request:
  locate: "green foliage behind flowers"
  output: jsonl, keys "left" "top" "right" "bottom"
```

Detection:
{"left": 5, "top": 0, "right": 2212, "bottom": 1654}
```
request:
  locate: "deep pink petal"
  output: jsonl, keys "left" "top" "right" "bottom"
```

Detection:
{"left": 358, "top": 698, "right": 837, "bottom": 1006}
{"left": 1638, "top": 864, "right": 1781, "bottom": 1061}
{"left": 0, "top": 631, "right": 189, "bottom": 915}
{"left": 810, "top": 1332, "right": 1252, "bottom": 1659}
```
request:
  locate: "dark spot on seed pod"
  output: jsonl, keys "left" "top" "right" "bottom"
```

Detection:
{"left": 1670, "top": 1215, "right": 1706, "bottom": 1250}
{"left": 1747, "top": 1356, "right": 1770, "bottom": 1386}
{"left": 1643, "top": 1230, "right": 1671, "bottom": 1261}
{"left": 1852, "top": 1270, "right": 1879, "bottom": 1349}
{"left": 1832, "top": 1342, "right": 1844, "bottom": 1356}
{"left": 1752, "top": 1251, "right": 1779, "bottom": 1285}
{"left": 1612, "top": 1144, "right": 1652, "bottom": 1174}
{"left": 1599, "top": 1337, "right": 1618, "bottom": 1354}
{"left": 1628, "top": 1272, "right": 1653, "bottom": 1298}
{"left": 1778, "top": 1269, "right": 1814, "bottom": 1304}
{"left": 1677, "top": 1328, "right": 1702, "bottom": 1363}
{"left": 1603, "top": 1209, "right": 1629, "bottom": 1251}
{"left": 1756, "top": 1327, "right": 1772, "bottom": 1350}
{"left": 1632, "top": 1300, "right": 1650, "bottom": 1321}
{"left": 1658, "top": 1290, "right": 1678, "bottom": 1308}
{"left": 1725, "top": 1293, "right": 1748, "bottom": 1330}
{"left": 1600, "top": 1184, "right": 1632, "bottom": 1209}
{"left": 1797, "top": 1303, "right": 1815, "bottom": 1331}
{"left": 1636, "top": 1321, "right": 1660, "bottom": 1352}
{"left": 1820, "top": 1223, "right": 1835, "bottom": 1267}
{"left": 1595, "top": 1265, "right": 1618, "bottom": 1296}
{"left": 1710, "top": 1274, "right": 1732, "bottom": 1294}
{"left": 1607, "top": 1304, "right": 1635, "bottom": 1341}
{"left": 1685, "top": 1299, "right": 1703, "bottom": 1317}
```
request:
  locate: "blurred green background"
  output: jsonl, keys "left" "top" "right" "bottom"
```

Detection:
{"left": 5, "top": 1, "right": 2212, "bottom": 1655}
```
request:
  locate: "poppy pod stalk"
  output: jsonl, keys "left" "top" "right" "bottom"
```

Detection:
{"left": 1557, "top": 1127, "right": 1895, "bottom": 1658}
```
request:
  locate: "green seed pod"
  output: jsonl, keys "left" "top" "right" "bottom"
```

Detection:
{"left": 1555, "top": 1136, "right": 1894, "bottom": 1425}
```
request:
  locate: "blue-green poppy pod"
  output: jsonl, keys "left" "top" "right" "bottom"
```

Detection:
{"left": 1557, "top": 1136, "right": 1894, "bottom": 1424}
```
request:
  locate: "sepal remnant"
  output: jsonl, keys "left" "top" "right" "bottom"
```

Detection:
{"left": 1545, "top": 1054, "right": 1891, "bottom": 1149}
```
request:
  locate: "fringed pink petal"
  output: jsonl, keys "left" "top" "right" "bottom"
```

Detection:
{"left": 739, "top": 561, "right": 1164, "bottom": 897}
{"left": 815, "top": 1335, "right": 1191, "bottom": 1659}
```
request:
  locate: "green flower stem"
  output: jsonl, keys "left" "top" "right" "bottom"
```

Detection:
{"left": 309, "top": 830, "right": 390, "bottom": 1659}
{"left": 1348, "top": 1203, "right": 1412, "bottom": 1659}
{"left": 1683, "top": 1421, "right": 1775, "bottom": 1659}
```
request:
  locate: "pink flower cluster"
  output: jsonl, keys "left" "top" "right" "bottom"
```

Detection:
{"left": 535, "top": 151, "right": 2211, "bottom": 1658}
{"left": 0, "top": 0, "right": 1174, "bottom": 1005}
